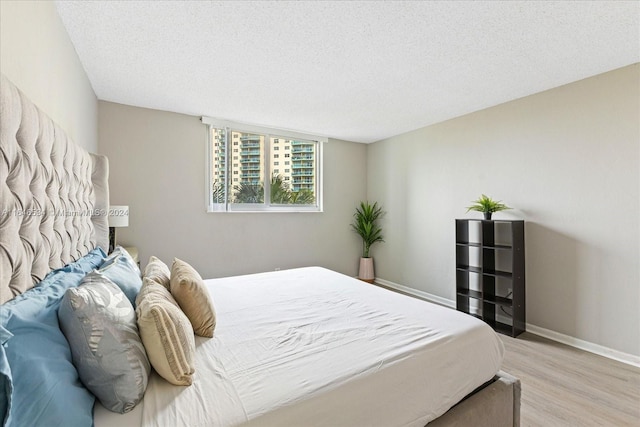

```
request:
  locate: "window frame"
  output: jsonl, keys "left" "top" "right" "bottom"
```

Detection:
{"left": 203, "top": 117, "right": 325, "bottom": 213}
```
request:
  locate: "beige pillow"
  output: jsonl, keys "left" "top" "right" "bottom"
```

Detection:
{"left": 136, "top": 278, "right": 195, "bottom": 386}
{"left": 143, "top": 256, "right": 171, "bottom": 290}
{"left": 170, "top": 258, "right": 217, "bottom": 338}
{"left": 135, "top": 275, "right": 179, "bottom": 309}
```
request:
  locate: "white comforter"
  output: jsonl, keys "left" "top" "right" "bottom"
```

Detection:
{"left": 96, "top": 267, "right": 504, "bottom": 427}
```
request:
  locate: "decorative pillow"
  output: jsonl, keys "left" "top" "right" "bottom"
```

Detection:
{"left": 105, "top": 246, "right": 141, "bottom": 275}
{"left": 170, "top": 258, "right": 216, "bottom": 337}
{"left": 143, "top": 256, "right": 171, "bottom": 290}
{"left": 136, "top": 275, "right": 179, "bottom": 309}
{"left": 98, "top": 246, "right": 143, "bottom": 307}
{"left": 0, "top": 248, "right": 105, "bottom": 427}
{"left": 136, "top": 278, "right": 196, "bottom": 386}
{"left": 58, "top": 272, "right": 150, "bottom": 413}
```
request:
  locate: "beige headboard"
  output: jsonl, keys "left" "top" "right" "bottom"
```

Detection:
{"left": 0, "top": 74, "right": 109, "bottom": 304}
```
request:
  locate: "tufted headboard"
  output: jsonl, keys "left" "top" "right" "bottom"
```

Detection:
{"left": 0, "top": 74, "right": 109, "bottom": 304}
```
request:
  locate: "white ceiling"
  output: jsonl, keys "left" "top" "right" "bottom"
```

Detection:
{"left": 55, "top": 1, "right": 639, "bottom": 143}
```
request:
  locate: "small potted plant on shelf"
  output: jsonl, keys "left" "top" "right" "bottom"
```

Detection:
{"left": 351, "top": 201, "right": 384, "bottom": 283}
{"left": 466, "top": 194, "right": 511, "bottom": 220}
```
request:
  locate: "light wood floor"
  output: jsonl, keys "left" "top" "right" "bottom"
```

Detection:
{"left": 375, "top": 284, "right": 640, "bottom": 425}
{"left": 500, "top": 332, "right": 640, "bottom": 426}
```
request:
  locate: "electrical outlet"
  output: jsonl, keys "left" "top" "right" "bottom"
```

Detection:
{"left": 275, "top": 267, "right": 281, "bottom": 271}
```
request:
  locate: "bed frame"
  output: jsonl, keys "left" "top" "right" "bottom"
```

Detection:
{"left": 0, "top": 73, "right": 520, "bottom": 426}
{"left": 431, "top": 371, "right": 520, "bottom": 426}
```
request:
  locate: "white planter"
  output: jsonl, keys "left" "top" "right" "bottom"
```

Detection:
{"left": 358, "top": 257, "right": 375, "bottom": 283}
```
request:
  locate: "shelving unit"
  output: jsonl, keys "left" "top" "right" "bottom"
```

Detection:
{"left": 455, "top": 219, "right": 525, "bottom": 337}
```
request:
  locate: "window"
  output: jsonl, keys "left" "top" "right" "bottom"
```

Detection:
{"left": 205, "top": 117, "right": 324, "bottom": 212}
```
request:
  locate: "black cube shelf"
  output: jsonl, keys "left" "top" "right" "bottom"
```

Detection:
{"left": 455, "top": 219, "right": 526, "bottom": 337}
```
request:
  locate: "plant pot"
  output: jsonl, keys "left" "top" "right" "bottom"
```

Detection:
{"left": 358, "top": 257, "right": 375, "bottom": 283}
{"left": 483, "top": 212, "right": 492, "bottom": 220}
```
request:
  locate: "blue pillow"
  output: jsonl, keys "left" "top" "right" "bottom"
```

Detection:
{"left": 98, "top": 246, "right": 142, "bottom": 307}
{"left": 0, "top": 248, "right": 105, "bottom": 427}
{"left": 0, "top": 326, "right": 13, "bottom": 426}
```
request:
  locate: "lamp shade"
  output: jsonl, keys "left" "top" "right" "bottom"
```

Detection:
{"left": 108, "top": 205, "right": 129, "bottom": 228}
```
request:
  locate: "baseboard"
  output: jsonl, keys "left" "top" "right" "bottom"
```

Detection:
{"left": 375, "top": 278, "right": 456, "bottom": 309}
{"left": 374, "top": 277, "right": 640, "bottom": 369}
{"left": 524, "top": 324, "right": 640, "bottom": 368}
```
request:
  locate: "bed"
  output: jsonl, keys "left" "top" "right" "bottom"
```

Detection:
{"left": 0, "top": 73, "right": 520, "bottom": 427}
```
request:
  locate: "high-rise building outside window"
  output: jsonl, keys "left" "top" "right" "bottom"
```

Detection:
{"left": 205, "top": 118, "right": 324, "bottom": 212}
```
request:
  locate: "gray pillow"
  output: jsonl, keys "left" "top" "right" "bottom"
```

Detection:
{"left": 58, "top": 271, "right": 150, "bottom": 413}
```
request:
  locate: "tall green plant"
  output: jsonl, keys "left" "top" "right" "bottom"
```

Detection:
{"left": 290, "top": 189, "right": 315, "bottom": 204}
{"left": 270, "top": 174, "right": 291, "bottom": 204}
{"left": 351, "top": 201, "right": 384, "bottom": 258}
{"left": 270, "top": 174, "right": 316, "bottom": 204}
{"left": 232, "top": 174, "right": 316, "bottom": 205}
{"left": 233, "top": 181, "right": 264, "bottom": 203}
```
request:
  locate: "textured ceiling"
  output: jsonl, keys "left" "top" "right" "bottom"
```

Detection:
{"left": 55, "top": 1, "right": 639, "bottom": 143}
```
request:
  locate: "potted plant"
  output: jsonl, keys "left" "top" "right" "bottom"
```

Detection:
{"left": 466, "top": 194, "right": 511, "bottom": 220}
{"left": 351, "top": 201, "right": 384, "bottom": 283}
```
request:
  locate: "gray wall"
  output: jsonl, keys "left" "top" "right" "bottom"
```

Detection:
{"left": 99, "top": 101, "right": 368, "bottom": 279}
{"left": 367, "top": 64, "right": 639, "bottom": 357}
{"left": 0, "top": 1, "right": 97, "bottom": 152}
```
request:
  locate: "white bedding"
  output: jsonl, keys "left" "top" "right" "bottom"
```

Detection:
{"left": 96, "top": 267, "right": 504, "bottom": 427}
